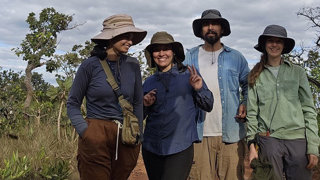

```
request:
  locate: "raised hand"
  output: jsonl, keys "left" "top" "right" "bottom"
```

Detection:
{"left": 188, "top": 65, "right": 203, "bottom": 91}
{"left": 143, "top": 89, "right": 157, "bottom": 107}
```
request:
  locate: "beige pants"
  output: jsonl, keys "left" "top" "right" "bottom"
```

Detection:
{"left": 188, "top": 136, "right": 245, "bottom": 180}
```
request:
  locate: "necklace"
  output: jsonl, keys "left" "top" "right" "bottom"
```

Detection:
{"left": 211, "top": 50, "right": 216, "bottom": 65}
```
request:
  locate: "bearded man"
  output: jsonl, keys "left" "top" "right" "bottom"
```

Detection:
{"left": 184, "top": 9, "right": 250, "bottom": 180}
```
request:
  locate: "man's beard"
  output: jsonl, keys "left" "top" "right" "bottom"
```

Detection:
{"left": 203, "top": 30, "right": 221, "bottom": 45}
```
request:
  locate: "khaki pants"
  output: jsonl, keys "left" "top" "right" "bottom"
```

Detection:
{"left": 188, "top": 136, "right": 245, "bottom": 180}
{"left": 77, "top": 118, "right": 140, "bottom": 180}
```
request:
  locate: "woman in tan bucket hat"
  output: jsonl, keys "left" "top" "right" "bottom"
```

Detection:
{"left": 246, "top": 25, "right": 319, "bottom": 180}
{"left": 142, "top": 31, "right": 213, "bottom": 180}
{"left": 67, "top": 14, "right": 146, "bottom": 180}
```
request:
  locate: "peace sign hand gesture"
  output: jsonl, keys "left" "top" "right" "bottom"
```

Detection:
{"left": 188, "top": 65, "right": 203, "bottom": 91}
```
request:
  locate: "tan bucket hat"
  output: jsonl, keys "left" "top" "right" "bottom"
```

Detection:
{"left": 91, "top": 14, "right": 147, "bottom": 45}
{"left": 145, "top": 31, "right": 185, "bottom": 68}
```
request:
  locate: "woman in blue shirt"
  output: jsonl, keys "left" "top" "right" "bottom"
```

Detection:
{"left": 142, "top": 31, "right": 213, "bottom": 180}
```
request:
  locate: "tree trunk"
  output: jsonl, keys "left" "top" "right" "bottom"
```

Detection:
{"left": 24, "top": 63, "right": 35, "bottom": 109}
{"left": 57, "top": 100, "right": 64, "bottom": 141}
{"left": 36, "top": 108, "right": 41, "bottom": 126}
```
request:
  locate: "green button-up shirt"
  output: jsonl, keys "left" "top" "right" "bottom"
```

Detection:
{"left": 246, "top": 60, "right": 319, "bottom": 155}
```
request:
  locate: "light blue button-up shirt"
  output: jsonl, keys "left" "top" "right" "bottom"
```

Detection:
{"left": 184, "top": 44, "right": 250, "bottom": 143}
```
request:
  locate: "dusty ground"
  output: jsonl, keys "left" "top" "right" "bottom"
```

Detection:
{"left": 128, "top": 152, "right": 253, "bottom": 180}
{"left": 129, "top": 151, "right": 320, "bottom": 180}
{"left": 128, "top": 152, "right": 148, "bottom": 180}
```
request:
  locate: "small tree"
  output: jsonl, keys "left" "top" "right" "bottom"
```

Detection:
{"left": 12, "top": 7, "right": 74, "bottom": 110}
{"left": 48, "top": 41, "right": 94, "bottom": 140}
{"left": 293, "top": 7, "right": 320, "bottom": 137}
{"left": 47, "top": 77, "right": 72, "bottom": 140}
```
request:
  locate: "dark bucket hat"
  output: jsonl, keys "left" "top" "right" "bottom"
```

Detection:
{"left": 254, "top": 24, "right": 295, "bottom": 54}
{"left": 91, "top": 14, "right": 147, "bottom": 45}
{"left": 145, "top": 31, "right": 185, "bottom": 68}
{"left": 192, "top": 9, "right": 231, "bottom": 38}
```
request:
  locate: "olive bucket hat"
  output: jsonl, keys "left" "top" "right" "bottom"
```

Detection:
{"left": 254, "top": 24, "right": 295, "bottom": 54}
{"left": 192, "top": 9, "right": 231, "bottom": 38}
{"left": 145, "top": 31, "right": 185, "bottom": 68}
{"left": 91, "top": 14, "right": 147, "bottom": 45}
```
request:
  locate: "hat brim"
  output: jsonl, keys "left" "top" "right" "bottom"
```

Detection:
{"left": 254, "top": 35, "right": 295, "bottom": 54}
{"left": 91, "top": 26, "right": 147, "bottom": 45}
{"left": 192, "top": 18, "right": 231, "bottom": 38}
{"left": 145, "top": 42, "right": 185, "bottom": 68}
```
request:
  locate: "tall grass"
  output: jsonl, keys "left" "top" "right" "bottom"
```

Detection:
{"left": 0, "top": 123, "right": 79, "bottom": 179}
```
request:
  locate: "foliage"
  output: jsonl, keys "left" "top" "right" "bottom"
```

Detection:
{"left": 37, "top": 147, "right": 71, "bottom": 180}
{"left": 0, "top": 123, "right": 78, "bottom": 179}
{"left": 0, "top": 148, "right": 71, "bottom": 180}
{"left": 127, "top": 48, "right": 156, "bottom": 81}
{"left": 39, "top": 159, "right": 70, "bottom": 180}
{"left": 0, "top": 69, "right": 25, "bottom": 103}
{"left": 0, "top": 151, "right": 32, "bottom": 179}
{"left": 53, "top": 40, "right": 94, "bottom": 81}
{"left": 12, "top": 7, "right": 74, "bottom": 109}
{"left": 12, "top": 7, "right": 73, "bottom": 66}
{"left": 0, "top": 69, "right": 25, "bottom": 137}
{"left": 47, "top": 77, "right": 73, "bottom": 140}
{"left": 295, "top": 7, "right": 320, "bottom": 135}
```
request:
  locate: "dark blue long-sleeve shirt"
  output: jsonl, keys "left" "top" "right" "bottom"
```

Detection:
{"left": 67, "top": 55, "right": 143, "bottom": 137}
{"left": 143, "top": 65, "right": 213, "bottom": 155}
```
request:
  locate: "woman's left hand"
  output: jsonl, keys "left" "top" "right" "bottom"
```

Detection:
{"left": 306, "top": 154, "right": 318, "bottom": 169}
{"left": 188, "top": 65, "right": 203, "bottom": 91}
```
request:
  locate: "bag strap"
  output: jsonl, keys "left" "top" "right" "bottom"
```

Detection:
{"left": 99, "top": 59, "right": 133, "bottom": 111}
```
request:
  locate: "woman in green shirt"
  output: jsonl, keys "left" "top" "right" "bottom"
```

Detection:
{"left": 246, "top": 25, "right": 319, "bottom": 180}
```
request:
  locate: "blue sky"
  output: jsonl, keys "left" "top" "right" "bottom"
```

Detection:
{"left": 0, "top": 0, "right": 318, "bottom": 85}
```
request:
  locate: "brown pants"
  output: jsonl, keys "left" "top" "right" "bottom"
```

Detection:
{"left": 77, "top": 118, "right": 140, "bottom": 180}
{"left": 188, "top": 136, "right": 246, "bottom": 180}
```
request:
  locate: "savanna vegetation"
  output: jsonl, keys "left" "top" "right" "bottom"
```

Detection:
{"left": 0, "top": 7, "right": 319, "bottom": 180}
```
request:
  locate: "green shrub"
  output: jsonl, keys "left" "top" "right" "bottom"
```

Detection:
{"left": 39, "top": 159, "right": 71, "bottom": 180}
{"left": 0, "top": 151, "right": 31, "bottom": 179}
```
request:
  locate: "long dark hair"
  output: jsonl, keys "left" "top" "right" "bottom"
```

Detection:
{"left": 248, "top": 53, "right": 267, "bottom": 87}
{"left": 90, "top": 43, "right": 108, "bottom": 60}
{"left": 175, "top": 57, "right": 187, "bottom": 72}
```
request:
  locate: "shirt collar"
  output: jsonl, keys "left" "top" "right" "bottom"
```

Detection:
{"left": 263, "top": 59, "right": 292, "bottom": 68}
{"left": 199, "top": 43, "right": 232, "bottom": 53}
{"left": 155, "top": 64, "right": 179, "bottom": 77}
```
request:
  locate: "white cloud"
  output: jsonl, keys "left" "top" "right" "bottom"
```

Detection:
{"left": 0, "top": 0, "right": 319, "bottom": 84}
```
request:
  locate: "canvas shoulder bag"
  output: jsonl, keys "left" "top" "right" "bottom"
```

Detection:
{"left": 99, "top": 59, "right": 140, "bottom": 145}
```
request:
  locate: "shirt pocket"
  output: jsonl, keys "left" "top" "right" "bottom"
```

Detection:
{"left": 282, "top": 80, "right": 299, "bottom": 100}
{"left": 228, "top": 69, "right": 239, "bottom": 91}
{"left": 256, "top": 84, "right": 274, "bottom": 103}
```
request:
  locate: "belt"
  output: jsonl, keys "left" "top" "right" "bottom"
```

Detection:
{"left": 258, "top": 131, "right": 270, "bottom": 137}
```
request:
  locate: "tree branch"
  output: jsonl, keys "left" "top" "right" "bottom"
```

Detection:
{"left": 308, "top": 76, "right": 320, "bottom": 88}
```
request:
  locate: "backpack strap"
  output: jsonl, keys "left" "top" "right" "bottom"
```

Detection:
{"left": 99, "top": 59, "right": 132, "bottom": 111}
